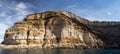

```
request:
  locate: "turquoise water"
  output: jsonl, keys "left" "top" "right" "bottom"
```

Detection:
{"left": 0, "top": 48, "right": 120, "bottom": 54}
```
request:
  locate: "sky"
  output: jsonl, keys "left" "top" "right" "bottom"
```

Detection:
{"left": 0, "top": 0, "right": 120, "bottom": 43}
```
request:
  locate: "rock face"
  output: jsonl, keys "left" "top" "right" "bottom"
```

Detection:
{"left": 3, "top": 10, "right": 120, "bottom": 48}
{"left": 89, "top": 21, "right": 120, "bottom": 48}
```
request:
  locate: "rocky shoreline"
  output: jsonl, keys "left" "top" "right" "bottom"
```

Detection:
{"left": 0, "top": 44, "right": 119, "bottom": 50}
{"left": 0, "top": 44, "right": 42, "bottom": 49}
{"left": 0, "top": 44, "right": 93, "bottom": 49}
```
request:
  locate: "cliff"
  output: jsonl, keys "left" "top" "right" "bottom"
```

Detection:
{"left": 2, "top": 10, "right": 120, "bottom": 49}
{"left": 89, "top": 21, "right": 120, "bottom": 48}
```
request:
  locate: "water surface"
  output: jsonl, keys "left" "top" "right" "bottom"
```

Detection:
{"left": 0, "top": 48, "right": 120, "bottom": 54}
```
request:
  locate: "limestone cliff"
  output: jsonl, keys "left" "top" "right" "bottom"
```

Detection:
{"left": 89, "top": 21, "right": 120, "bottom": 48}
{"left": 2, "top": 10, "right": 104, "bottom": 48}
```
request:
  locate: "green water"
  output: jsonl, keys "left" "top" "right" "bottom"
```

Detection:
{"left": 0, "top": 48, "right": 120, "bottom": 54}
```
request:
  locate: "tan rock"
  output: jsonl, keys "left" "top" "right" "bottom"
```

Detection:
{"left": 2, "top": 10, "right": 103, "bottom": 49}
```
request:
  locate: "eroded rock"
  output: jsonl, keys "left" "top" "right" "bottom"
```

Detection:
{"left": 2, "top": 10, "right": 103, "bottom": 49}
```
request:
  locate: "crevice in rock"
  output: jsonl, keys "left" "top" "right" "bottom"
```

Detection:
{"left": 42, "top": 19, "right": 49, "bottom": 47}
{"left": 26, "top": 26, "right": 30, "bottom": 45}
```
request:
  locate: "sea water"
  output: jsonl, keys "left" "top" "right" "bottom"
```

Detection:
{"left": 0, "top": 48, "right": 119, "bottom": 54}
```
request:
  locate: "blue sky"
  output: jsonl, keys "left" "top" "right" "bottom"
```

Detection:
{"left": 0, "top": 0, "right": 120, "bottom": 42}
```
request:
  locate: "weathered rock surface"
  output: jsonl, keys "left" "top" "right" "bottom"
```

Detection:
{"left": 3, "top": 10, "right": 120, "bottom": 49}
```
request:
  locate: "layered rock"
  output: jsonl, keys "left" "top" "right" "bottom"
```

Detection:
{"left": 89, "top": 21, "right": 120, "bottom": 47}
{"left": 2, "top": 10, "right": 103, "bottom": 48}
{"left": 4, "top": 10, "right": 120, "bottom": 48}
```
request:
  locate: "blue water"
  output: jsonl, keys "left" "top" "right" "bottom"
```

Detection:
{"left": 0, "top": 48, "right": 120, "bottom": 54}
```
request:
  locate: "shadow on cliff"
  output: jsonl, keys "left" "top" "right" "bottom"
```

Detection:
{"left": 50, "top": 18, "right": 65, "bottom": 43}
{"left": 44, "top": 18, "right": 65, "bottom": 44}
{"left": 66, "top": 16, "right": 105, "bottom": 48}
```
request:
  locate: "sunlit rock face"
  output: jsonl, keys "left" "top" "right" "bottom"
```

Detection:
{"left": 1, "top": 10, "right": 103, "bottom": 48}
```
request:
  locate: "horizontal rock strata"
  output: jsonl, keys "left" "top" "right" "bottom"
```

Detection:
{"left": 2, "top": 10, "right": 120, "bottom": 48}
